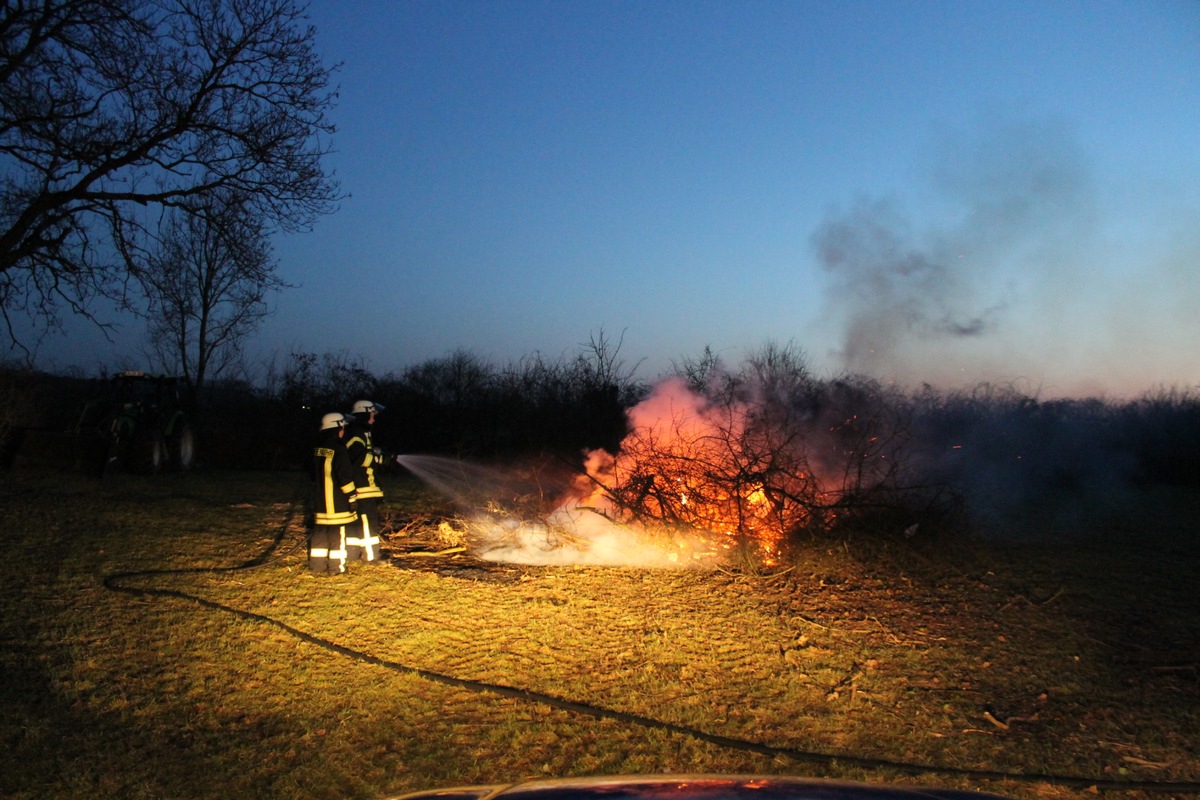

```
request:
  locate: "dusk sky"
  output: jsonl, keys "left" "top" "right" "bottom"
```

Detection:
{"left": 35, "top": 0, "right": 1200, "bottom": 398}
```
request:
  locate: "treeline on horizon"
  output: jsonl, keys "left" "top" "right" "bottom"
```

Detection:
{"left": 3, "top": 344, "right": 1200, "bottom": 516}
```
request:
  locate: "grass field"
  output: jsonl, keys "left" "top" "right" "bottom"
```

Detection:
{"left": 1, "top": 466, "right": 1197, "bottom": 800}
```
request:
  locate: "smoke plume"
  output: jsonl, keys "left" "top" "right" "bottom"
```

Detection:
{"left": 811, "top": 119, "right": 1096, "bottom": 383}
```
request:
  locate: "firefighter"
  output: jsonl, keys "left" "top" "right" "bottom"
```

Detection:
{"left": 311, "top": 412, "right": 357, "bottom": 575}
{"left": 343, "top": 399, "right": 388, "bottom": 563}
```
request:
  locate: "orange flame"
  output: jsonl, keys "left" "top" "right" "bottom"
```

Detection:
{"left": 577, "top": 378, "right": 823, "bottom": 557}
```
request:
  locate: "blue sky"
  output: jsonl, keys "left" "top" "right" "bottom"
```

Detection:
{"left": 36, "top": 0, "right": 1200, "bottom": 397}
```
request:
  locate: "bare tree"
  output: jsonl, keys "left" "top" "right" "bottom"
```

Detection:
{"left": 0, "top": 0, "right": 339, "bottom": 354}
{"left": 271, "top": 349, "right": 376, "bottom": 412}
{"left": 572, "top": 328, "right": 644, "bottom": 402}
{"left": 142, "top": 188, "right": 283, "bottom": 392}
{"left": 672, "top": 344, "right": 724, "bottom": 394}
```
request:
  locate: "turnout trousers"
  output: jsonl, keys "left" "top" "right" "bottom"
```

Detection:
{"left": 345, "top": 497, "right": 384, "bottom": 563}
{"left": 309, "top": 524, "right": 348, "bottom": 575}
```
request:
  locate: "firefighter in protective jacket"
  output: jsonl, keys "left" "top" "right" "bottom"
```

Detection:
{"left": 311, "top": 412, "right": 357, "bottom": 575}
{"left": 344, "top": 400, "right": 387, "bottom": 562}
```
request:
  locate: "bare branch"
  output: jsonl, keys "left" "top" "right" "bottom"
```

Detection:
{"left": 1, "top": 0, "right": 340, "bottom": 347}
{"left": 141, "top": 184, "right": 286, "bottom": 391}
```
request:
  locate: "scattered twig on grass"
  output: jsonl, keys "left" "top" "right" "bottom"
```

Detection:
{"left": 1100, "top": 740, "right": 1174, "bottom": 769}
{"left": 714, "top": 564, "right": 796, "bottom": 581}
{"left": 981, "top": 709, "right": 1009, "bottom": 730}
{"left": 790, "top": 613, "right": 829, "bottom": 631}
{"left": 1151, "top": 662, "right": 1199, "bottom": 673}
{"left": 400, "top": 547, "right": 467, "bottom": 558}
{"left": 1008, "top": 714, "right": 1040, "bottom": 724}
{"left": 761, "top": 565, "right": 797, "bottom": 582}
{"left": 999, "top": 585, "right": 1066, "bottom": 612}
{"left": 868, "top": 614, "right": 903, "bottom": 644}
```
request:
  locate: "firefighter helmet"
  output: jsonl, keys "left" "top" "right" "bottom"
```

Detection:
{"left": 352, "top": 399, "right": 385, "bottom": 415}
{"left": 320, "top": 412, "right": 350, "bottom": 431}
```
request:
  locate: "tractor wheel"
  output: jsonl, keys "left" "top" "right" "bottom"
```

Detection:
{"left": 133, "top": 432, "right": 166, "bottom": 474}
{"left": 169, "top": 422, "right": 195, "bottom": 470}
{"left": 101, "top": 436, "right": 130, "bottom": 479}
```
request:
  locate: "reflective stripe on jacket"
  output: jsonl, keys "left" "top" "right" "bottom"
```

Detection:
{"left": 313, "top": 432, "right": 358, "bottom": 526}
{"left": 345, "top": 424, "right": 384, "bottom": 500}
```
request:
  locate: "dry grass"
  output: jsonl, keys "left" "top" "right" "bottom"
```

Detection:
{"left": 0, "top": 467, "right": 1197, "bottom": 800}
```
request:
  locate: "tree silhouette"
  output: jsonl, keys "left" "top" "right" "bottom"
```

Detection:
{"left": 142, "top": 187, "right": 284, "bottom": 392}
{"left": 0, "top": 0, "right": 339, "bottom": 354}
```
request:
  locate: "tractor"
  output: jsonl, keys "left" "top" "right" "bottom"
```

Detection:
{"left": 73, "top": 371, "right": 196, "bottom": 475}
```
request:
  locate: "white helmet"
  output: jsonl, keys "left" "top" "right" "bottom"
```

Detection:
{"left": 352, "top": 399, "right": 384, "bottom": 415}
{"left": 320, "top": 412, "right": 350, "bottom": 431}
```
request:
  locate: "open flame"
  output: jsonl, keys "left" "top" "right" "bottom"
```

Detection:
{"left": 563, "top": 377, "right": 836, "bottom": 563}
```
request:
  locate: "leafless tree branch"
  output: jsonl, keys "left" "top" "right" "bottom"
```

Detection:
{"left": 1, "top": 0, "right": 340, "bottom": 353}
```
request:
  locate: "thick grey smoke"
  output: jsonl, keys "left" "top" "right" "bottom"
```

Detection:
{"left": 811, "top": 119, "right": 1096, "bottom": 381}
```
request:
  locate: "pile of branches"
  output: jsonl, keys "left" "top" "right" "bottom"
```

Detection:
{"left": 584, "top": 345, "right": 953, "bottom": 550}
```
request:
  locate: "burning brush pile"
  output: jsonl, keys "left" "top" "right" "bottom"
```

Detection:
{"left": 412, "top": 347, "right": 946, "bottom": 569}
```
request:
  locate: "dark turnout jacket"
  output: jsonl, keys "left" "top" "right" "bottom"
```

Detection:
{"left": 344, "top": 422, "right": 384, "bottom": 501}
{"left": 313, "top": 427, "right": 358, "bottom": 527}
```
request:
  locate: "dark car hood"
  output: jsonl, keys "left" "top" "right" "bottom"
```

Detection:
{"left": 385, "top": 774, "right": 1010, "bottom": 800}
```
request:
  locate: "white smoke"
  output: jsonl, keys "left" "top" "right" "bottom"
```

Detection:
{"left": 473, "top": 505, "right": 715, "bottom": 568}
{"left": 398, "top": 450, "right": 722, "bottom": 568}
